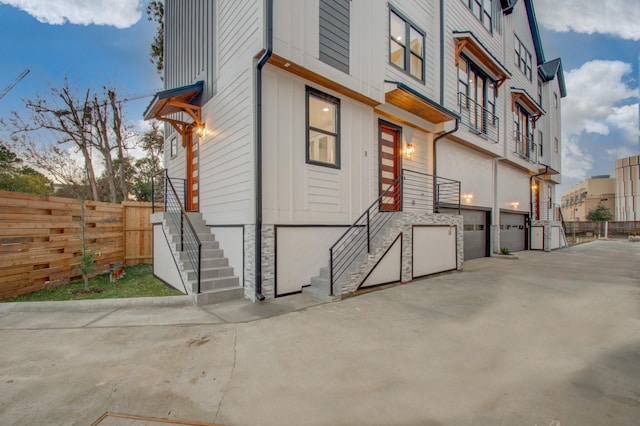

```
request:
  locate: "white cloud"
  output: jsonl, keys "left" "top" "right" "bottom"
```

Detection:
{"left": 560, "top": 60, "right": 639, "bottom": 181}
{"left": 0, "top": 0, "right": 142, "bottom": 28}
{"left": 535, "top": 0, "right": 640, "bottom": 41}
{"left": 562, "top": 136, "right": 594, "bottom": 180}
{"left": 562, "top": 60, "right": 638, "bottom": 139}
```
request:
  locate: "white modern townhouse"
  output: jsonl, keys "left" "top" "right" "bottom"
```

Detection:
{"left": 146, "top": 0, "right": 566, "bottom": 304}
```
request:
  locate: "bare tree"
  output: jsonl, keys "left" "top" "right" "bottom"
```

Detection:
{"left": 5, "top": 80, "right": 132, "bottom": 203}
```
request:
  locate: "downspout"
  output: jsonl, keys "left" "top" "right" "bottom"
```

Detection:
{"left": 433, "top": 119, "right": 459, "bottom": 212}
{"left": 254, "top": 0, "right": 273, "bottom": 301}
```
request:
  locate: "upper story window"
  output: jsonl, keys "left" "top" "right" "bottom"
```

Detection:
{"left": 306, "top": 87, "right": 340, "bottom": 168}
{"left": 514, "top": 35, "right": 532, "bottom": 81}
{"left": 554, "top": 92, "right": 558, "bottom": 108}
{"left": 537, "top": 78, "right": 543, "bottom": 105}
{"left": 461, "top": 0, "right": 493, "bottom": 32}
{"left": 457, "top": 56, "right": 498, "bottom": 141}
{"left": 538, "top": 130, "right": 544, "bottom": 157}
{"left": 389, "top": 8, "right": 425, "bottom": 81}
{"left": 170, "top": 136, "right": 178, "bottom": 158}
{"left": 514, "top": 104, "right": 535, "bottom": 161}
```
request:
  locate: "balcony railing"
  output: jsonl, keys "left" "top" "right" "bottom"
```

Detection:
{"left": 514, "top": 131, "right": 538, "bottom": 162}
{"left": 534, "top": 201, "right": 561, "bottom": 221}
{"left": 458, "top": 92, "right": 500, "bottom": 143}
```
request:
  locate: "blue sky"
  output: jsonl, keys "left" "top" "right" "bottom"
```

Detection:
{"left": 0, "top": 0, "right": 638, "bottom": 200}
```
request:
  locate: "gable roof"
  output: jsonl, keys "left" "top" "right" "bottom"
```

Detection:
{"left": 522, "top": 0, "right": 567, "bottom": 98}
{"left": 539, "top": 58, "right": 567, "bottom": 97}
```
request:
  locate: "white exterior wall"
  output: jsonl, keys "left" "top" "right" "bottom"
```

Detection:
{"left": 262, "top": 66, "right": 376, "bottom": 225}
{"left": 439, "top": 142, "right": 494, "bottom": 208}
{"left": 273, "top": 0, "right": 385, "bottom": 103}
{"left": 197, "top": 0, "right": 262, "bottom": 225}
{"left": 497, "top": 162, "right": 529, "bottom": 213}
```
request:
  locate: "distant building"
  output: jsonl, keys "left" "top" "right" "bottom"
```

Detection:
{"left": 561, "top": 175, "right": 615, "bottom": 221}
{"left": 615, "top": 155, "right": 640, "bottom": 221}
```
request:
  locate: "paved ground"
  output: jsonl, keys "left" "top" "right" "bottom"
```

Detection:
{"left": 0, "top": 240, "right": 639, "bottom": 426}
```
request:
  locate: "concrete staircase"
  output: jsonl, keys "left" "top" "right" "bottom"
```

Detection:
{"left": 164, "top": 212, "right": 243, "bottom": 305}
{"left": 304, "top": 212, "right": 401, "bottom": 299}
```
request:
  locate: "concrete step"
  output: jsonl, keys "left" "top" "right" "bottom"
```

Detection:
{"left": 310, "top": 275, "right": 329, "bottom": 288}
{"left": 171, "top": 235, "right": 219, "bottom": 249}
{"left": 187, "top": 266, "right": 234, "bottom": 282}
{"left": 319, "top": 266, "right": 330, "bottom": 279}
{"left": 180, "top": 248, "right": 224, "bottom": 261}
{"left": 302, "top": 284, "right": 339, "bottom": 302}
{"left": 195, "top": 286, "right": 244, "bottom": 305}
{"left": 199, "top": 276, "right": 240, "bottom": 292}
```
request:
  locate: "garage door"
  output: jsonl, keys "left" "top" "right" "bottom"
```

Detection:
{"left": 500, "top": 212, "right": 527, "bottom": 252}
{"left": 461, "top": 210, "right": 488, "bottom": 260}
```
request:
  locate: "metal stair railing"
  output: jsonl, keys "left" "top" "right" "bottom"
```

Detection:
{"left": 329, "top": 169, "right": 461, "bottom": 295}
{"left": 154, "top": 170, "right": 202, "bottom": 293}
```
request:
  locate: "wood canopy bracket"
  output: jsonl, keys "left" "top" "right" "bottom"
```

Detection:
{"left": 454, "top": 36, "right": 509, "bottom": 90}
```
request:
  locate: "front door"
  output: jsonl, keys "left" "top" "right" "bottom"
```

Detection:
{"left": 379, "top": 122, "right": 401, "bottom": 211}
{"left": 186, "top": 130, "right": 199, "bottom": 211}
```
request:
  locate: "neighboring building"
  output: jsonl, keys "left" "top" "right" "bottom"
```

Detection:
{"left": 615, "top": 155, "right": 640, "bottom": 221}
{"left": 560, "top": 175, "right": 615, "bottom": 222}
{"left": 146, "top": 0, "right": 566, "bottom": 303}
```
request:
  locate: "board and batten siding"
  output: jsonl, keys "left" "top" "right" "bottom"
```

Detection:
{"left": 218, "top": 0, "right": 262, "bottom": 79}
{"left": 273, "top": 0, "right": 385, "bottom": 104}
{"left": 497, "top": 162, "right": 529, "bottom": 213}
{"left": 319, "top": 0, "right": 350, "bottom": 74}
{"left": 438, "top": 142, "right": 494, "bottom": 208}
{"left": 164, "top": 0, "right": 217, "bottom": 102}
{"left": 262, "top": 67, "right": 375, "bottom": 225}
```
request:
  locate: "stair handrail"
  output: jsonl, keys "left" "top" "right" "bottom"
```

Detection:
{"left": 329, "top": 172, "right": 403, "bottom": 295}
{"left": 163, "top": 171, "right": 202, "bottom": 293}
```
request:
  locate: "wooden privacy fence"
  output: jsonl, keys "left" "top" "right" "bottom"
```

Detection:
{"left": 0, "top": 191, "right": 152, "bottom": 300}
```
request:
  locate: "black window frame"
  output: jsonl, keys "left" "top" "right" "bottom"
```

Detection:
{"left": 514, "top": 35, "right": 533, "bottom": 81}
{"left": 462, "top": 0, "right": 493, "bottom": 33}
{"left": 306, "top": 86, "right": 341, "bottom": 169}
{"left": 388, "top": 6, "right": 426, "bottom": 83}
{"left": 457, "top": 55, "right": 498, "bottom": 132}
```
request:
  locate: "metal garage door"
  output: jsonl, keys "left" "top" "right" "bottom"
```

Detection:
{"left": 500, "top": 212, "right": 527, "bottom": 252}
{"left": 461, "top": 209, "right": 488, "bottom": 260}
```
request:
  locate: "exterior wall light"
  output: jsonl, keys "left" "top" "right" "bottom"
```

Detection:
{"left": 195, "top": 123, "right": 207, "bottom": 138}
{"left": 510, "top": 201, "right": 520, "bottom": 209}
{"left": 404, "top": 143, "right": 415, "bottom": 157}
{"left": 463, "top": 193, "right": 474, "bottom": 203}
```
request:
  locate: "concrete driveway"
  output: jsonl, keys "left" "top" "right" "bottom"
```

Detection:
{"left": 0, "top": 240, "right": 639, "bottom": 425}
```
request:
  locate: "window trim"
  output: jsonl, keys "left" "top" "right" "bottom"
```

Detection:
{"left": 170, "top": 136, "right": 178, "bottom": 158}
{"left": 388, "top": 6, "right": 426, "bottom": 83}
{"left": 306, "top": 86, "right": 341, "bottom": 169}
{"left": 457, "top": 54, "right": 498, "bottom": 137}
{"left": 462, "top": 0, "right": 493, "bottom": 33}
{"left": 514, "top": 35, "right": 533, "bottom": 81}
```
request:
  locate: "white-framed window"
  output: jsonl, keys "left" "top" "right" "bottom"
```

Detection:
{"left": 389, "top": 8, "right": 425, "bottom": 81}
{"left": 554, "top": 137, "right": 559, "bottom": 153}
{"left": 514, "top": 35, "right": 533, "bottom": 81}
{"left": 537, "top": 78, "right": 543, "bottom": 105}
{"left": 170, "top": 136, "right": 177, "bottom": 158}
{"left": 462, "top": 0, "right": 493, "bottom": 32}
{"left": 306, "top": 86, "right": 340, "bottom": 168}
{"left": 554, "top": 92, "right": 558, "bottom": 109}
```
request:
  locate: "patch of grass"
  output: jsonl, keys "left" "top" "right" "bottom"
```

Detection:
{"left": 2, "top": 264, "right": 182, "bottom": 303}
{"left": 500, "top": 246, "right": 511, "bottom": 255}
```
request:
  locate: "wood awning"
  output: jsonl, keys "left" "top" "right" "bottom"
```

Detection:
{"left": 144, "top": 81, "right": 204, "bottom": 141}
{"left": 511, "top": 87, "right": 545, "bottom": 122}
{"left": 453, "top": 31, "right": 510, "bottom": 88}
{"left": 384, "top": 82, "right": 459, "bottom": 125}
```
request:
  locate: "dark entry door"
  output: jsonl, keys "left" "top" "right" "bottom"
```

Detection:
{"left": 379, "top": 123, "right": 401, "bottom": 211}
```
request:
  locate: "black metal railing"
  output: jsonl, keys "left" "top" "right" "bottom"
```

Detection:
{"left": 329, "top": 169, "right": 460, "bottom": 294}
{"left": 458, "top": 92, "right": 500, "bottom": 143}
{"left": 514, "top": 131, "right": 538, "bottom": 162}
{"left": 153, "top": 170, "right": 202, "bottom": 293}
